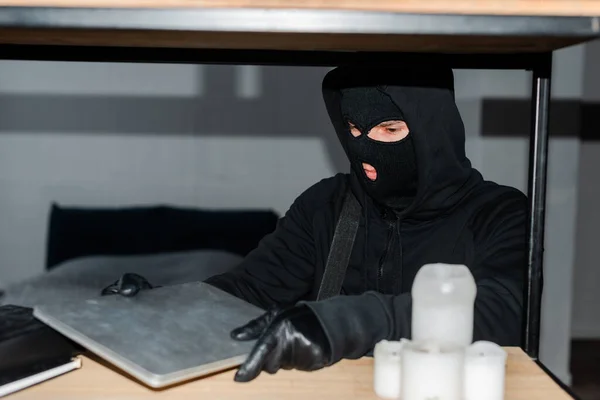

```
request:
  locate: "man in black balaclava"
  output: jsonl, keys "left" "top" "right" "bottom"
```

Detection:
{"left": 106, "top": 66, "right": 527, "bottom": 383}
{"left": 340, "top": 86, "right": 418, "bottom": 210}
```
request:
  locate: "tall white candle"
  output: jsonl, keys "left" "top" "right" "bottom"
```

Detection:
{"left": 373, "top": 339, "right": 407, "bottom": 399}
{"left": 464, "top": 341, "right": 507, "bottom": 400}
{"left": 411, "top": 263, "right": 477, "bottom": 347}
{"left": 401, "top": 340, "right": 465, "bottom": 400}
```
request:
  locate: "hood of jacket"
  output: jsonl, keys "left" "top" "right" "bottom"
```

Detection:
{"left": 322, "top": 66, "right": 482, "bottom": 221}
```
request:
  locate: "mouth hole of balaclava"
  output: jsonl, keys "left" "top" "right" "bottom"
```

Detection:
{"left": 345, "top": 117, "right": 412, "bottom": 184}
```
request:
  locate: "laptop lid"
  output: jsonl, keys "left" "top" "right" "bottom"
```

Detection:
{"left": 33, "top": 282, "right": 263, "bottom": 388}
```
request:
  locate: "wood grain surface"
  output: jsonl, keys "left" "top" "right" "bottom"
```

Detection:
{"left": 1, "top": 0, "right": 600, "bottom": 17}
{"left": 0, "top": 28, "right": 587, "bottom": 54}
{"left": 10, "top": 347, "right": 572, "bottom": 400}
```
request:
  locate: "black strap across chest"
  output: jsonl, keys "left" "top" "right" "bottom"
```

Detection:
{"left": 316, "top": 189, "right": 361, "bottom": 301}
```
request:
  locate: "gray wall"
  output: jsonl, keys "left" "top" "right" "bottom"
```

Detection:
{"left": 451, "top": 45, "right": 584, "bottom": 384}
{"left": 573, "top": 39, "right": 600, "bottom": 339}
{"left": 0, "top": 44, "right": 590, "bottom": 382}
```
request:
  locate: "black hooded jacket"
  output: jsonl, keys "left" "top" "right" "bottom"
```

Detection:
{"left": 205, "top": 66, "right": 527, "bottom": 363}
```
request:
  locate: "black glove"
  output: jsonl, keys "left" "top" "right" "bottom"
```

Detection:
{"left": 100, "top": 273, "right": 158, "bottom": 297}
{"left": 231, "top": 304, "right": 332, "bottom": 382}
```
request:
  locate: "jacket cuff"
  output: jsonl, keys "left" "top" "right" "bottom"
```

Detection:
{"left": 302, "top": 292, "right": 397, "bottom": 364}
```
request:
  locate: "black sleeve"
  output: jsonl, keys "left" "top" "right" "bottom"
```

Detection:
{"left": 470, "top": 191, "right": 527, "bottom": 345}
{"left": 305, "top": 191, "right": 526, "bottom": 364}
{"left": 204, "top": 188, "right": 319, "bottom": 310}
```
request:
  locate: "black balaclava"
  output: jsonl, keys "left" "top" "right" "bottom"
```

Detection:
{"left": 340, "top": 86, "right": 417, "bottom": 210}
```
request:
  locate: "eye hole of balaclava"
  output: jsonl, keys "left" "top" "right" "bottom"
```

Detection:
{"left": 340, "top": 86, "right": 418, "bottom": 209}
{"left": 341, "top": 87, "right": 404, "bottom": 135}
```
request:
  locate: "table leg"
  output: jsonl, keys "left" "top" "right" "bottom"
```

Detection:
{"left": 524, "top": 52, "right": 553, "bottom": 360}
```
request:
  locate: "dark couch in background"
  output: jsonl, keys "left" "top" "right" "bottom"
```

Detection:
{"left": 46, "top": 203, "right": 279, "bottom": 270}
{"left": 0, "top": 203, "right": 279, "bottom": 308}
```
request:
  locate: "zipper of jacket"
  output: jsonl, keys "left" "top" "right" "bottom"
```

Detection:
{"left": 397, "top": 218, "right": 403, "bottom": 293}
{"left": 377, "top": 219, "right": 395, "bottom": 292}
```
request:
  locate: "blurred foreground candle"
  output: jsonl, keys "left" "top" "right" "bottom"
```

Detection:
{"left": 411, "top": 263, "right": 476, "bottom": 346}
{"left": 373, "top": 339, "right": 407, "bottom": 399}
{"left": 464, "top": 341, "right": 507, "bottom": 400}
{"left": 401, "top": 340, "right": 464, "bottom": 400}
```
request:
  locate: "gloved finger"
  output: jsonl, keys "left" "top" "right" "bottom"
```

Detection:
{"left": 234, "top": 333, "right": 278, "bottom": 382}
{"left": 231, "top": 307, "right": 280, "bottom": 341}
{"left": 119, "top": 283, "right": 140, "bottom": 297}
{"left": 121, "top": 273, "right": 155, "bottom": 290}
{"left": 263, "top": 346, "right": 284, "bottom": 374}
{"left": 100, "top": 280, "right": 120, "bottom": 296}
{"left": 231, "top": 313, "right": 271, "bottom": 341}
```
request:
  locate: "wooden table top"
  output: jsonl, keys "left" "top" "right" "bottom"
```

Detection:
{"left": 0, "top": 0, "right": 599, "bottom": 17}
{"left": 10, "top": 347, "right": 572, "bottom": 400}
{"left": 0, "top": 0, "right": 599, "bottom": 56}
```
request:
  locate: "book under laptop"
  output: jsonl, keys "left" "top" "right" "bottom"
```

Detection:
{"left": 33, "top": 282, "right": 263, "bottom": 388}
{"left": 0, "top": 305, "right": 81, "bottom": 397}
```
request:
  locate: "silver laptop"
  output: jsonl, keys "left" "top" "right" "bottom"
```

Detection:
{"left": 33, "top": 282, "right": 263, "bottom": 388}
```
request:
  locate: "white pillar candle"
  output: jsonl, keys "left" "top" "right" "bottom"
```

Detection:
{"left": 411, "top": 263, "right": 477, "bottom": 347}
{"left": 401, "top": 340, "right": 465, "bottom": 400}
{"left": 464, "top": 341, "right": 507, "bottom": 400}
{"left": 373, "top": 339, "right": 407, "bottom": 399}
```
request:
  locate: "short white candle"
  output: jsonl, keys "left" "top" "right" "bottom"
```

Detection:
{"left": 373, "top": 339, "right": 407, "bottom": 399}
{"left": 401, "top": 340, "right": 465, "bottom": 400}
{"left": 464, "top": 341, "right": 507, "bottom": 400}
{"left": 411, "top": 263, "right": 477, "bottom": 347}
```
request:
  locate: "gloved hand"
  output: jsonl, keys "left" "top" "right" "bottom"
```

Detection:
{"left": 231, "top": 304, "right": 332, "bottom": 382}
{"left": 100, "top": 273, "right": 158, "bottom": 297}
